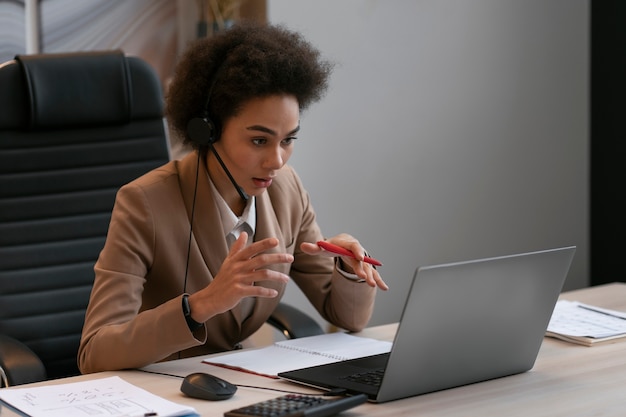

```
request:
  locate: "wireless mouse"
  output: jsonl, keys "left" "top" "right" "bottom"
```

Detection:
{"left": 180, "top": 372, "right": 237, "bottom": 401}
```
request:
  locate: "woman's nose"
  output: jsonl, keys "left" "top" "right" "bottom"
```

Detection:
{"left": 264, "top": 148, "right": 284, "bottom": 169}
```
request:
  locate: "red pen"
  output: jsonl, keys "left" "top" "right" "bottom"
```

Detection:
{"left": 317, "top": 241, "right": 383, "bottom": 266}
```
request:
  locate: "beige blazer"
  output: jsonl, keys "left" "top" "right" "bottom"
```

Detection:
{"left": 78, "top": 152, "right": 376, "bottom": 373}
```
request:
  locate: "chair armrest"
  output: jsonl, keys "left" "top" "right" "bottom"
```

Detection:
{"left": 0, "top": 335, "right": 47, "bottom": 387}
{"left": 267, "top": 303, "right": 325, "bottom": 339}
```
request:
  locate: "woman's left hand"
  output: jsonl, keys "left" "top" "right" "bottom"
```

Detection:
{"left": 301, "top": 234, "right": 389, "bottom": 291}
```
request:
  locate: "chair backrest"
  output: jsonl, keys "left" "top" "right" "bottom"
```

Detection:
{"left": 0, "top": 50, "right": 170, "bottom": 380}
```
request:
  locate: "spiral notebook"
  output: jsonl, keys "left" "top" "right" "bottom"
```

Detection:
{"left": 203, "top": 332, "right": 392, "bottom": 378}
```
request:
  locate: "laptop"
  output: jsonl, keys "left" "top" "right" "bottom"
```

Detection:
{"left": 279, "top": 246, "right": 576, "bottom": 403}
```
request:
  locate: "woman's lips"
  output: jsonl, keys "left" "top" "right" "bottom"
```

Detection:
{"left": 252, "top": 177, "right": 273, "bottom": 188}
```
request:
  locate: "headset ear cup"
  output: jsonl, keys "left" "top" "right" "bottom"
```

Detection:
{"left": 187, "top": 117, "right": 215, "bottom": 146}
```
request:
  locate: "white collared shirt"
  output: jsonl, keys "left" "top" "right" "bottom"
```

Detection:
{"left": 207, "top": 175, "right": 256, "bottom": 248}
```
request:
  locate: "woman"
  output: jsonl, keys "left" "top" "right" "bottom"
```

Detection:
{"left": 78, "top": 22, "right": 387, "bottom": 374}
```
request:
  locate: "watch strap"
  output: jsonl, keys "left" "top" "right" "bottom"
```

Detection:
{"left": 182, "top": 294, "right": 203, "bottom": 331}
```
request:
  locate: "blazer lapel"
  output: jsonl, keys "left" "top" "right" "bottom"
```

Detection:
{"left": 179, "top": 152, "right": 230, "bottom": 274}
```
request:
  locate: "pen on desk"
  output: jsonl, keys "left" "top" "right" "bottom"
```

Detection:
{"left": 578, "top": 304, "right": 626, "bottom": 320}
{"left": 317, "top": 241, "right": 383, "bottom": 266}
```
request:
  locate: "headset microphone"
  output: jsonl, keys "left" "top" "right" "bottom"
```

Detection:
{"left": 187, "top": 117, "right": 249, "bottom": 202}
{"left": 207, "top": 141, "right": 249, "bottom": 202}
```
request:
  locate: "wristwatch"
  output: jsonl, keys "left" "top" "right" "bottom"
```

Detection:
{"left": 182, "top": 294, "right": 203, "bottom": 331}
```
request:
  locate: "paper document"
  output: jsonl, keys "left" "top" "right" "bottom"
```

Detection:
{"left": 546, "top": 300, "right": 626, "bottom": 346}
{"left": 204, "top": 332, "right": 392, "bottom": 378}
{"left": 0, "top": 376, "right": 198, "bottom": 417}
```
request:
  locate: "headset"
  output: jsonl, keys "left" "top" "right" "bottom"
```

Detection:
{"left": 186, "top": 63, "right": 249, "bottom": 202}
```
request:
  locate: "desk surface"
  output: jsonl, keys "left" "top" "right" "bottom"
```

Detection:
{"left": 2, "top": 283, "right": 626, "bottom": 416}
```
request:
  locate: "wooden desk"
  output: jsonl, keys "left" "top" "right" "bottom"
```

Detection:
{"left": 2, "top": 283, "right": 626, "bottom": 416}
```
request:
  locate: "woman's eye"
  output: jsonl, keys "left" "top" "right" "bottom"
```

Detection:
{"left": 283, "top": 137, "right": 297, "bottom": 145}
{"left": 252, "top": 138, "right": 267, "bottom": 145}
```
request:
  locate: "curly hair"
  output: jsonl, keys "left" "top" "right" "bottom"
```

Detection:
{"left": 166, "top": 22, "right": 334, "bottom": 149}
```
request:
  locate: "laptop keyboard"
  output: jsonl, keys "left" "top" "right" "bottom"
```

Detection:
{"left": 340, "top": 368, "right": 385, "bottom": 387}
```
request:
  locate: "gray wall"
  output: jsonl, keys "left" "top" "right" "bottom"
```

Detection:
{"left": 268, "top": 0, "right": 589, "bottom": 327}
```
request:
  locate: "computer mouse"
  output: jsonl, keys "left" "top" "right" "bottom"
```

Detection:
{"left": 180, "top": 372, "right": 237, "bottom": 401}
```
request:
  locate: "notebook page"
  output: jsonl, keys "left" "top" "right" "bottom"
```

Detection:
{"left": 203, "top": 332, "right": 392, "bottom": 378}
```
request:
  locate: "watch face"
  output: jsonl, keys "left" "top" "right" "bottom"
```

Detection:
{"left": 182, "top": 295, "right": 202, "bottom": 330}
{"left": 182, "top": 295, "right": 191, "bottom": 316}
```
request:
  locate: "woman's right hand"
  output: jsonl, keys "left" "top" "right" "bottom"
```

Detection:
{"left": 187, "top": 231, "right": 293, "bottom": 322}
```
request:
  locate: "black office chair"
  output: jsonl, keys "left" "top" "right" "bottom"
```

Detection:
{"left": 0, "top": 50, "right": 171, "bottom": 386}
{"left": 267, "top": 303, "right": 324, "bottom": 340}
{"left": 0, "top": 50, "right": 322, "bottom": 388}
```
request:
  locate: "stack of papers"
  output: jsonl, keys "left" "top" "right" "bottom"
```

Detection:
{"left": 0, "top": 376, "right": 198, "bottom": 417}
{"left": 546, "top": 300, "right": 626, "bottom": 346}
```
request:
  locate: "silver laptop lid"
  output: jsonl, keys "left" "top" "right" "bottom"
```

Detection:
{"left": 376, "top": 246, "right": 575, "bottom": 402}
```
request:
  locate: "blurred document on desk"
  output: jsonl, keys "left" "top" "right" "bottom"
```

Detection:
{"left": 546, "top": 300, "right": 626, "bottom": 346}
{"left": 204, "top": 332, "right": 392, "bottom": 378}
{"left": 0, "top": 376, "right": 198, "bottom": 417}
